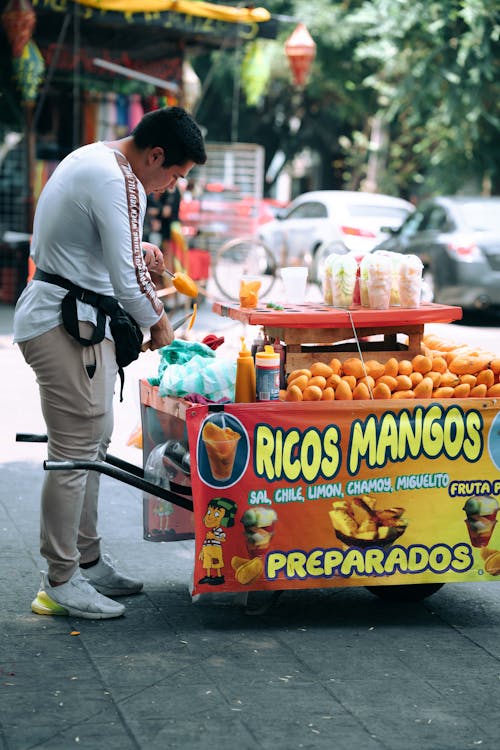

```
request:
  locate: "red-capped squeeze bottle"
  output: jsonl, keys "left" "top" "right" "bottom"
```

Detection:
{"left": 235, "top": 337, "right": 256, "bottom": 403}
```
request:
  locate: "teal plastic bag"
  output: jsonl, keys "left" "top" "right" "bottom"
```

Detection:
{"left": 158, "top": 355, "right": 236, "bottom": 402}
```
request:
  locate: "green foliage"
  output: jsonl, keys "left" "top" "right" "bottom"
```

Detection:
{"left": 194, "top": 0, "right": 500, "bottom": 197}
{"left": 348, "top": 0, "right": 500, "bottom": 195}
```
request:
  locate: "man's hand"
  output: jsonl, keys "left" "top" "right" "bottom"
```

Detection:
{"left": 149, "top": 312, "right": 175, "bottom": 351}
{"left": 142, "top": 241, "right": 165, "bottom": 274}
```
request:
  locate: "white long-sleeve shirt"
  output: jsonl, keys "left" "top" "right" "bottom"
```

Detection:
{"left": 14, "top": 142, "right": 164, "bottom": 343}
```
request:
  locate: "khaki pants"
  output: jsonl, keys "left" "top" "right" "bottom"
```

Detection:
{"left": 19, "top": 324, "right": 117, "bottom": 583}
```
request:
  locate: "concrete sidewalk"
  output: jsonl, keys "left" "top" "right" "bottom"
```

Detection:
{"left": 1, "top": 302, "right": 500, "bottom": 750}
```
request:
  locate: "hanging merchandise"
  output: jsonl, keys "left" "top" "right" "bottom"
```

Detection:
{"left": 182, "top": 61, "right": 201, "bottom": 113}
{"left": 82, "top": 92, "right": 99, "bottom": 144}
{"left": 97, "top": 93, "right": 108, "bottom": 141}
{"left": 12, "top": 39, "right": 45, "bottom": 103}
{"left": 128, "top": 93, "right": 144, "bottom": 130}
{"left": 284, "top": 23, "right": 316, "bottom": 88}
{"left": 104, "top": 92, "right": 118, "bottom": 140}
{"left": 144, "top": 95, "right": 159, "bottom": 112}
{"left": 1, "top": 0, "right": 36, "bottom": 58}
{"left": 241, "top": 39, "right": 272, "bottom": 107}
{"left": 115, "top": 94, "right": 129, "bottom": 136}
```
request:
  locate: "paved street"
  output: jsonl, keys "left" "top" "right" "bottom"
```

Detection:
{"left": 1, "top": 300, "right": 500, "bottom": 750}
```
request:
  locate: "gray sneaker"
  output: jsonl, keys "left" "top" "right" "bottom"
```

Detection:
{"left": 31, "top": 570, "right": 125, "bottom": 619}
{"left": 82, "top": 553, "right": 143, "bottom": 597}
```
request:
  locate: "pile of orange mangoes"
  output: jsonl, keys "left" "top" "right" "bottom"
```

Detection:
{"left": 281, "top": 333, "right": 500, "bottom": 402}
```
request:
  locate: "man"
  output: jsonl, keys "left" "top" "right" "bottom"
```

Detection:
{"left": 13, "top": 106, "right": 207, "bottom": 619}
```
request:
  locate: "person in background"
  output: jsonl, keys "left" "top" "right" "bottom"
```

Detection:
{"left": 164, "top": 184, "right": 182, "bottom": 241}
{"left": 181, "top": 178, "right": 196, "bottom": 203}
{"left": 145, "top": 184, "right": 183, "bottom": 283}
{"left": 13, "top": 107, "right": 207, "bottom": 619}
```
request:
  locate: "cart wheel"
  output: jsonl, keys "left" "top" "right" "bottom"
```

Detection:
{"left": 365, "top": 583, "right": 444, "bottom": 602}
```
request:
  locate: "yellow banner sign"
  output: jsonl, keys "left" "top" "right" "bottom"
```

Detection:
{"left": 187, "top": 399, "right": 500, "bottom": 594}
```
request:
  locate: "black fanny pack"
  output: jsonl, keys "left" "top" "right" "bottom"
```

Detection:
{"left": 34, "top": 269, "right": 143, "bottom": 400}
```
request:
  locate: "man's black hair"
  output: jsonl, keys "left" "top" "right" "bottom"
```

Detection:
{"left": 132, "top": 106, "right": 207, "bottom": 167}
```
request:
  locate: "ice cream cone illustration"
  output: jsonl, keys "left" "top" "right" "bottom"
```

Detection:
{"left": 241, "top": 508, "right": 278, "bottom": 558}
{"left": 463, "top": 495, "right": 499, "bottom": 548}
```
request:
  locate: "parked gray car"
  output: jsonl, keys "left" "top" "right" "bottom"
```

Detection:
{"left": 374, "top": 195, "right": 500, "bottom": 314}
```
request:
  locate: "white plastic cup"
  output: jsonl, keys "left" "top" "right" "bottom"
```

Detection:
{"left": 367, "top": 277, "right": 392, "bottom": 309}
{"left": 280, "top": 266, "right": 308, "bottom": 304}
{"left": 330, "top": 273, "right": 357, "bottom": 308}
{"left": 359, "top": 278, "right": 370, "bottom": 307}
{"left": 398, "top": 255, "right": 423, "bottom": 308}
{"left": 366, "top": 254, "right": 392, "bottom": 309}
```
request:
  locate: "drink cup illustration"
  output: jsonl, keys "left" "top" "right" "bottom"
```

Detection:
{"left": 202, "top": 421, "right": 241, "bottom": 481}
{"left": 463, "top": 495, "right": 499, "bottom": 547}
{"left": 241, "top": 508, "right": 278, "bottom": 558}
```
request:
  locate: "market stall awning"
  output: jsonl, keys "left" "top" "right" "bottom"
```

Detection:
{"left": 30, "top": 0, "right": 278, "bottom": 55}
{"left": 75, "top": 0, "right": 271, "bottom": 25}
{"left": 17, "top": 0, "right": 278, "bottom": 98}
{"left": 1, "top": 0, "right": 279, "bottom": 109}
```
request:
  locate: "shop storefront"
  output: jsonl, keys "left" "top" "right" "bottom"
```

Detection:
{"left": 0, "top": 0, "right": 276, "bottom": 302}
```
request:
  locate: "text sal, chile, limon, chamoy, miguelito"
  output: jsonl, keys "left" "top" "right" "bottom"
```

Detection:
{"left": 265, "top": 543, "right": 474, "bottom": 581}
{"left": 253, "top": 404, "right": 483, "bottom": 483}
{"left": 247, "top": 473, "right": 452, "bottom": 505}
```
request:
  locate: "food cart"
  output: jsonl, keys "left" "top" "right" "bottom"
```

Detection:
{"left": 137, "top": 301, "right": 500, "bottom": 601}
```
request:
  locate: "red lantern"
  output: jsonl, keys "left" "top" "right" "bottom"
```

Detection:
{"left": 1, "top": 0, "right": 36, "bottom": 58}
{"left": 285, "top": 23, "right": 316, "bottom": 87}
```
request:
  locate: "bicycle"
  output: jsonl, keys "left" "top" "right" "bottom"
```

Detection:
{"left": 211, "top": 235, "right": 278, "bottom": 302}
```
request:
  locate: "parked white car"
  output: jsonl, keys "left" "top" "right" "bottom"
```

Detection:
{"left": 258, "top": 190, "right": 414, "bottom": 282}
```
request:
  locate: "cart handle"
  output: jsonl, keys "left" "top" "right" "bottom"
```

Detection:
{"left": 43, "top": 459, "right": 194, "bottom": 512}
{"left": 17, "top": 434, "right": 191, "bottom": 498}
{"left": 16, "top": 433, "right": 48, "bottom": 442}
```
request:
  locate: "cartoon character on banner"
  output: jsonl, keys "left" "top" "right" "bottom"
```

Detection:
{"left": 198, "top": 497, "right": 237, "bottom": 585}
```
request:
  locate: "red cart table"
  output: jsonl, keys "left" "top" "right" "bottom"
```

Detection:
{"left": 212, "top": 300, "right": 463, "bottom": 370}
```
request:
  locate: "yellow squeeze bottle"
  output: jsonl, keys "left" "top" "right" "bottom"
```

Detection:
{"left": 235, "top": 337, "right": 256, "bottom": 403}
